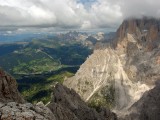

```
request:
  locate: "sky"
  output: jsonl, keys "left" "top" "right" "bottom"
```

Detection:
{"left": 0, "top": 0, "right": 160, "bottom": 33}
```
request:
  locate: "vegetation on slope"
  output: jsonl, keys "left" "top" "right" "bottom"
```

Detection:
{"left": 17, "top": 67, "right": 76, "bottom": 104}
{"left": 88, "top": 85, "right": 115, "bottom": 110}
{"left": 0, "top": 39, "right": 92, "bottom": 75}
{"left": 0, "top": 33, "right": 93, "bottom": 104}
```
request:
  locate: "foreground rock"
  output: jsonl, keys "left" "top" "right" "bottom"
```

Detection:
{"left": 0, "top": 68, "right": 24, "bottom": 103}
{"left": 48, "top": 83, "right": 117, "bottom": 120}
{"left": 0, "top": 68, "right": 56, "bottom": 120}
{"left": 0, "top": 102, "right": 56, "bottom": 120}
{"left": 123, "top": 80, "right": 160, "bottom": 120}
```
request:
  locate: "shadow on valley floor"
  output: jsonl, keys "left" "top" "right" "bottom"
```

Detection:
{"left": 16, "top": 66, "right": 79, "bottom": 104}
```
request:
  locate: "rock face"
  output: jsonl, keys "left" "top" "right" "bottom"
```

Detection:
{"left": 123, "top": 80, "right": 160, "bottom": 120}
{"left": 64, "top": 17, "right": 160, "bottom": 118}
{"left": 0, "top": 68, "right": 24, "bottom": 103}
{"left": 0, "top": 102, "right": 56, "bottom": 120}
{"left": 64, "top": 47, "right": 151, "bottom": 111}
{"left": 115, "top": 17, "right": 160, "bottom": 53}
{"left": 48, "top": 83, "right": 117, "bottom": 120}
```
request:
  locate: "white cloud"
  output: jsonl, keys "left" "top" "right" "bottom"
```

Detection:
{"left": 88, "top": 0, "right": 122, "bottom": 28}
{"left": 0, "top": 0, "right": 160, "bottom": 30}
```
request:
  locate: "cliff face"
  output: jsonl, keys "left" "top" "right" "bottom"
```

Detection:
{"left": 64, "top": 18, "right": 160, "bottom": 118}
{"left": 117, "top": 18, "right": 160, "bottom": 40}
{"left": 124, "top": 80, "right": 160, "bottom": 120}
{"left": 116, "top": 18, "right": 160, "bottom": 52}
{"left": 115, "top": 18, "right": 160, "bottom": 86}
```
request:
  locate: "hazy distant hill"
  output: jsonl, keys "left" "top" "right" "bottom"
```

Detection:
{"left": 0, "top": 35, "right": 92, "bottom": 75}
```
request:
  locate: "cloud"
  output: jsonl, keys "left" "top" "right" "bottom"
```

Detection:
{"left": 0, "top": 0, "right": 160, "bottom": 31}
{"left": 120, "top": 0, "right": 160, "bottom": 19}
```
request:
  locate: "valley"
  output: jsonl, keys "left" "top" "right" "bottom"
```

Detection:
{"left": 0, "top": 31, "right": 113, "bottom": 104}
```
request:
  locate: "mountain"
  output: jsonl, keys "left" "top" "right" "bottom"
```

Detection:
{"left": 0, "top": 68, "right": 116, "bottom": 120}
{"left": 64, "top": 17, "right": 160, "bottom": 119}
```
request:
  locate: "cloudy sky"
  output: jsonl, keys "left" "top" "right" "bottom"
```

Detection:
{"left": 0, "top": 0, "right": 160, "bottom": 32}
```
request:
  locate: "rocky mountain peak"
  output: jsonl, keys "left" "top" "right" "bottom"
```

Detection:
{"left": 117, "top": 17, "right": 160, "bottom": 39}
{"left": 115, "top": 17, "right": 160, "bottom": 52}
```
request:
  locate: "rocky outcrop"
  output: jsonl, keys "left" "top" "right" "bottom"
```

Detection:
{"left": 48, "top": 83, "right": 117, "bottom": 120}
{"left": 0, "top": 68, "right": 56, "bottom": 120}
{"left": 123, "top": 80, "right": 160, "bottom": 120}
{"left": 0, "top": 102, "right": 56, "bottom": 120}
{"left": 116, "top": 17, "right": 160, "bottom": 52}
{"left": 0, "top": 68, "right": 24, "bottom": 103}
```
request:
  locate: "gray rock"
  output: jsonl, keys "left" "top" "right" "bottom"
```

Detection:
{"left": 0, "top": 102, "right": 56, "bottom": 120}
{"left": 123, "top": 81, "right": 160, "bottom": 120}
{"left": 48, "top": 83, "right": 117, "bottom": 120}
{"left": 0, "top": 68, "right": 25, "bottom": 103}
